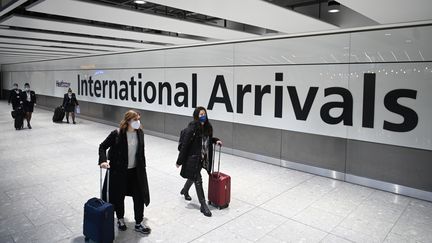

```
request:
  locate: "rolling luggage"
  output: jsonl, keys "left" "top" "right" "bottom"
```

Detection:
{"left": 208, "top": 145, "right": 231, "bottom": 209}
{"left": 83, "top": 168, "right": 114, "bottom": 243}
{"left": 52, "top": 106, "right": 65, "bottom": 123}
{"left": 13, "top": 107, "right": 25, "bottom": 130}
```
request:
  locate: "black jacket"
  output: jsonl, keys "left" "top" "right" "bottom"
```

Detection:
{"left": 99, "top": 129, "right": 150, "bottom": 206}
{"left": 177, "top": 121, "right": 219, "bottom": 179}
{"left": 8, "top": 89, "right": 22, "bottom": 110}
{"left": 20, "top": 90, "right": 36, "bottom": 105}
{"left": 63, "top": 93, "right": 79, "bottom": 107}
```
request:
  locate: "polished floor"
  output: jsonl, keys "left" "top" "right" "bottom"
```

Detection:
{"left": 0, "top": 101, "right": 431, "bottom": 243}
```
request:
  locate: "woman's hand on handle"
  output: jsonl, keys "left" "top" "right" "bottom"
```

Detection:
{"left": 216, "top": 140, "right": 223, "bottom": 146}
{"left": 176, "top": 163, "right": 181, "bottom": 168}
{"left": 100, "top": 162, "right": 110, "bottom": 169}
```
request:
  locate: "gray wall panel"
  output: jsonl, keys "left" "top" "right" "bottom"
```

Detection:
{"left": 1, "top": 89, "right": 7, "bottom": 100}
{"left": 87, "top": 102, "right": 104, "bottom": 119}
{"left": 164, "top": 113, "right": 191, "bottom": 137}
{"left": 101, "top": 104, "right": 126, "bottom": 124}
{"left": 139, "top": 109, "right": 165, "bottom": 133}
{"left": 211, "top": 119, "right": 234, "bottom": 149}
{"left": 346, "top": 140, "right": 432, "bottom": 192}
{"left": 233, "top": 123, "right": 281, "bottom": 159}
{"left": 44, "top": 96, "right": 62, "bottom": 108}
{"left": 281, "top": 130, "right": 346, "bottom": 172}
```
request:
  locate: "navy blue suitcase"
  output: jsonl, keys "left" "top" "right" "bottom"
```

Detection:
{"left": 83, "top": 169, "right": 114, "bottom": 243}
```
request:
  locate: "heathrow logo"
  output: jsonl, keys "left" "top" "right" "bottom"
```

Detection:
{"left": 56, "top": 80, "right": 71, "bottom": 88}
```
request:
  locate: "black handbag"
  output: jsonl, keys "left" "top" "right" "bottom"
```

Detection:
{"left": 11, "top": 110, "right": 16, "bottom": 118}
{"left": 180, "top": 155, "right": 201, "bottom": 180}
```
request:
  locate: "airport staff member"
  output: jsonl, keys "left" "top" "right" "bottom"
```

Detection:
{"left": 20, "top": 83, "right": 36, "bottom": 129}
{"left": 98, "top": 110, "right": 151, "bottom": 234}
{"left": 62, "top": 88, "right": 79, "bottom": 124}
{"left": 8, "top": 83, "right": 22, "bottom": 110}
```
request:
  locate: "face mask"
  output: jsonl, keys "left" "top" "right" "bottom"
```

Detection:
{"left": 199, "top": 115, "right": 207, "bottom": 123}
{"left": 68, "top": 92, "right": 72, "bottom": 95}
{"left": 130, "top": 120, "right": 140, "bottom": 130}
{"left": 24, "top": 87, "right": 29, "bottom": 91}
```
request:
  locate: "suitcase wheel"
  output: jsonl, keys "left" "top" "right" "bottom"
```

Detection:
{"left": 219, "top": 204, "right": 229, "bottom": 210}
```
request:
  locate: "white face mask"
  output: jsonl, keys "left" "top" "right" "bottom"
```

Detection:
{"left": 130, "top": 120, "right": 140, "bottom": 130}
{"left": 25, "top": 87, "right": 29, "bottom": 92}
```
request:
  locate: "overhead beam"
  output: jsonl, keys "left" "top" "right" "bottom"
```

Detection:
{"left": 1, "top": 15, "right": 203, "bottom": 45}
{"left": 26, "top": 0, "right": 259, "bottom": 40}
{"left": 0, "top": 0, "right": 27, "bottom": 17}
{"left": 145, "top": 0, "right": 338, "bottom": 34}
{"left": 0, "top": 25, "right": 162, "bottom": 49}
{"left": 0, "top": 36, "right": 127, "bottom": 52}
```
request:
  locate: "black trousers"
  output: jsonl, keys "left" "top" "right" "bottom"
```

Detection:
{"left": 114, "top": 168, "right": 144, "bottom": 224}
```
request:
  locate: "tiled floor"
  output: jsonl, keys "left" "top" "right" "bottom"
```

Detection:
{"left": 0, "top": 100, "right": 432, "bottom": 243}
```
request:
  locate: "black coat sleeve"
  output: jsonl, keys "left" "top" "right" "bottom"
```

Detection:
{"left": 176, "top": 122, "right": 199, "bottom": 165}
{"left": 98, "top": 130, "right": 118, "bottom": 165}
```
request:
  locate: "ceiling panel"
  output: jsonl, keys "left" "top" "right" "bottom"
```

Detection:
{"left": 26, "top": 0, "right": 259, "bottom": 40}
{"left": 338, "top": 0, "right": 432, "bottom": 24}
{"left": 0, "top": 0, "right": 27, "bottom": 17}
{"left": 0, "top": 47, "right": 79, "bottom": 56}
{"left": 0, "top": 37, "right": 116, "bottom": 52}
{"left": 0, "top": 43, "right": 99, "bottom": 54}
{"left": 1, "top": 15, "right": 203, "bottom": 45}
{"left": 0, "top": 15, "right": 164, "bottom": 49}
{"left": 0, "top": 52, "right": 67, "bottom": 58}
{"left": 145, "top": 0, "right": 337, "bottom": 34}
{"left": 0, "top": 57, "right": 46, "bottom": 62}
{"left": 0, "top": 28, "right": 155, "bottom": 50}
{"left": 0, "top": 55, "right": 49, "bottom": 60}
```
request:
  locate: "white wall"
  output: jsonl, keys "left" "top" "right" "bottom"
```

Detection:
{"left": 2, "top": 25, "right": 432, "bottom": 151}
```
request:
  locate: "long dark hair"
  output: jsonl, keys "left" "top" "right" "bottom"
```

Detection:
{"left": 193, "top": 106, "right": 212, "bottom": 136}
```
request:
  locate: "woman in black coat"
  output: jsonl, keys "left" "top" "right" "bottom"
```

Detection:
{"left": 62, "top": 88, "right": 79, "bottom": 124}
{"left": 99, "top": 110, "right": 151, "bottom": 234}
{"left": 176, "top": 106, "right": 222, "bottom": 217}
{"left": 20, "top": 83, "right": 36, "bottom": 129}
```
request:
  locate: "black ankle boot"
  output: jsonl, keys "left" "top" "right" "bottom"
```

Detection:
{"left": 180, "top": 188, "right": 192, "bottom": 201}
{"left": 180, "top": 179, "right": 193, "bottom": 201}
{"left": 195, "top": 180, "right": 212, "bottom": 217}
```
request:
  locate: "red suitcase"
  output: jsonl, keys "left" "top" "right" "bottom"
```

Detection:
{"left": 208, "top": 145, "right": 231, "bottom": 209}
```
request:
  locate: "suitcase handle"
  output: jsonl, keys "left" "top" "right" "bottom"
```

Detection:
{"left": 212, "top": 144, "right": 222, "bottom": 175}
{"left": 100, "top": 167, "right": 110, "bottom": 203}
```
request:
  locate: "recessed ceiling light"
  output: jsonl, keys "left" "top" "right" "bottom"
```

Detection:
{"left": 385, "top": 33, "right": 392, "bottom": 36}
{"left": 328, "top": 1, "right": 340, "bottom": 13}
{"left": 134, "top": 0, "right": 146, "bottom": 4}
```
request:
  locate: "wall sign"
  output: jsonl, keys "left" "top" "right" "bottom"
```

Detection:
{"left": 6, "top": 62, "right": 429, "bottom": 150}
